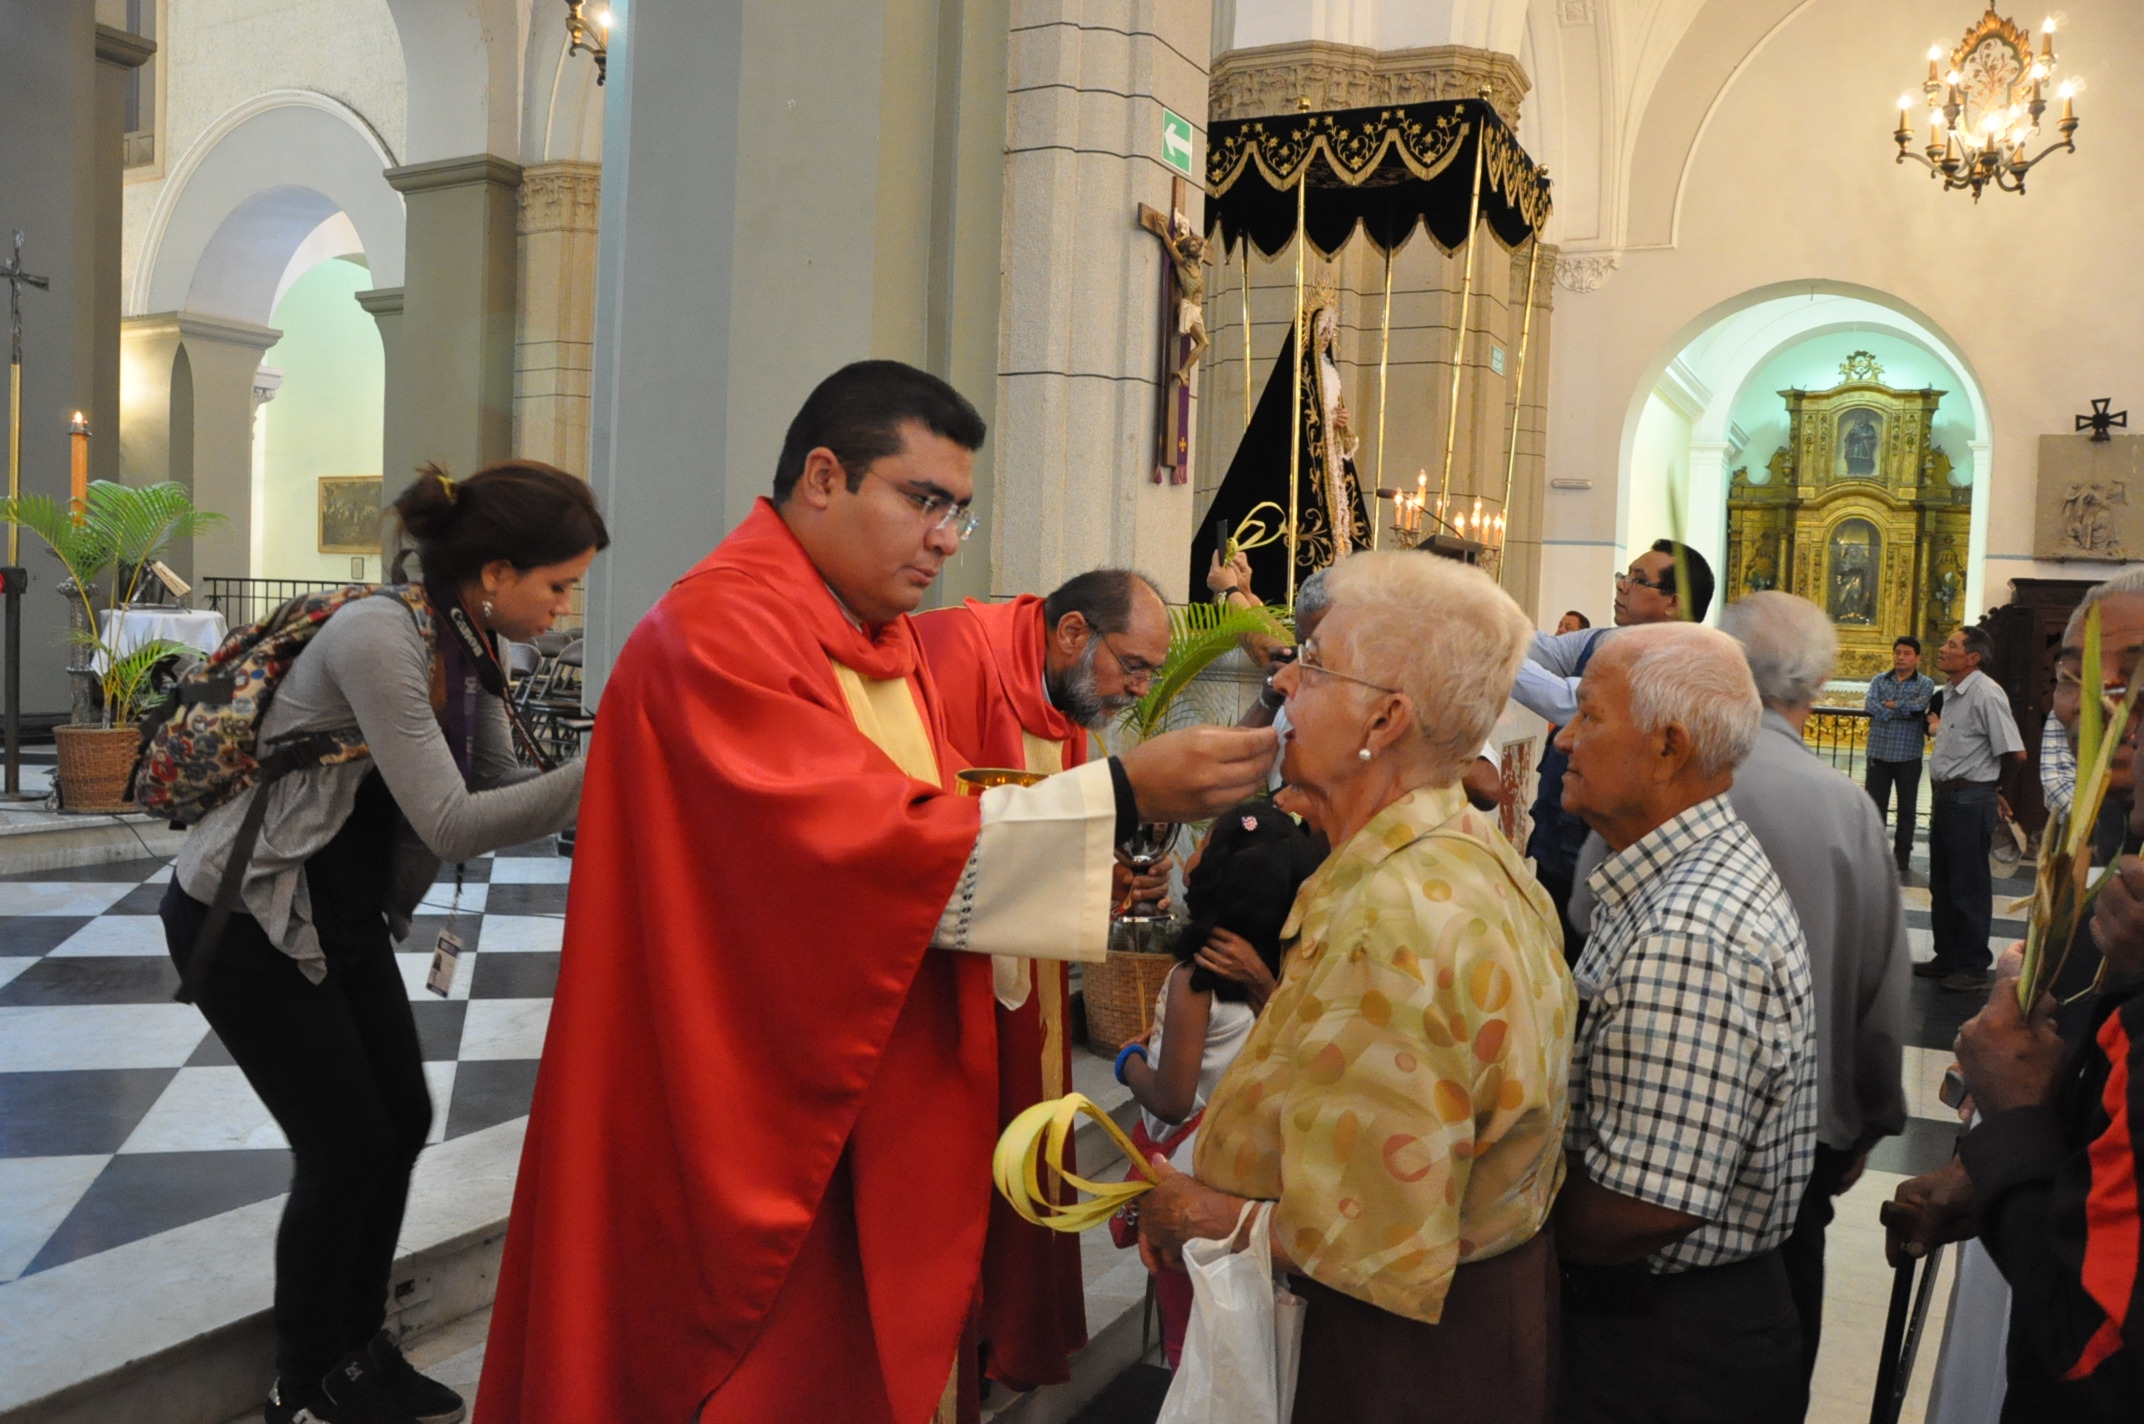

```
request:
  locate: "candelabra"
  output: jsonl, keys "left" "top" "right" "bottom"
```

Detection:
{"left": 1895, "top": 9, "right": 2080, "bottom": 201}
{"left": 1379, "top": 473, "right": 1507, "bottom": 576}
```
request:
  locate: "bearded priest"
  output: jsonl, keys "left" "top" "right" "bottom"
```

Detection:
{"left": 913, "top": 568, "right": 1171, "bottom": 1405}
{"left": 478, "top": 361, "right": 1275, "bottom": 1424}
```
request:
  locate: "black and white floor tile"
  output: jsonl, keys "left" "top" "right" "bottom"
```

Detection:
{"left": 0, "top": 839, "right": 569, "bottom": 1285}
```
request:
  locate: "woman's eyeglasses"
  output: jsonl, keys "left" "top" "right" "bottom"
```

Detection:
{"left": 1295, "top": 640, "right": 1398, "bottom": 695}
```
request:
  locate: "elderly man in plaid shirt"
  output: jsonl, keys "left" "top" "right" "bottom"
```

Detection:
{"left": 1549, "top": 623, "right": 1818, "bottom": 1424}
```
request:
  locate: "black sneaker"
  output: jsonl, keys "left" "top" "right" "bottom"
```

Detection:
{"left": 295, "top": 1347, "right": 424, "bottom": 1423}
{"left": 368, "top": 1330, "right": 468, "bottom": 1424}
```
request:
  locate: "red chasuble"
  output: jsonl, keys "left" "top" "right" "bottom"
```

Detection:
{"left": 913, "top": 597, "right": 1091, "bottom": 1394}
{"left": 478, "top": 500, "right": 999, "bottom": 1424}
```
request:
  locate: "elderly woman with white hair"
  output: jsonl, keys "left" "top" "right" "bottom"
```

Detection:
{"left": 1137, "top": 551, "right": 1576, "bottom": 1424}
{"left": 1551, "top": 621, "right": 1819, "bottom": 1424}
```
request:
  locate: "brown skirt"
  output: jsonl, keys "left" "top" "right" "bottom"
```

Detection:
{"left": 1288, "top": 1228, "right": 1558, "bottom": 1424}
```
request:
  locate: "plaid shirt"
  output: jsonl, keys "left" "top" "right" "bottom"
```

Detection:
{"left": 1566, "top": 795, "right": 1818, "bottom": 1273}
{"left": 2040, "top": 710, "right": 2077, "bottom": 818}
{"left": 1863, "top": 670, "right": 1935, "bottom": 763}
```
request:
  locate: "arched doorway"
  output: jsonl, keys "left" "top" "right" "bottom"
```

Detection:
{"left": 123, "top": 93, "right": 404, "bottom": 580}
{"left": 1616, "top": 282, "right": 1991, "bottom": 646}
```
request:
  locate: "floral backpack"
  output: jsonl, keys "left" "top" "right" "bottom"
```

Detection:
{"left": 131, "top": 583, "right": 433, "bottom": 1002}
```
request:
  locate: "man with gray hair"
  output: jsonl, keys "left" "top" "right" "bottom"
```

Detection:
{"left": 1720, "top": 592, "right": 1911, "bottom": 1384}
{"left": 1926, "top": 624, "right": 2027, "bottom": 991}
{"left": 1551, "top": 622, "right": 1817, "bottom": 1423}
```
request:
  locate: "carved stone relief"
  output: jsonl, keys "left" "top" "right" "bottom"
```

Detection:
{"left": 1210, "top": 42, "right": 1531, "bottom": 126}
{"left": 2035, "top": 434, "right": 2144, "bottom": 561}
{"left": 1555, "top": 252, "right": 1620, "bottom": 292}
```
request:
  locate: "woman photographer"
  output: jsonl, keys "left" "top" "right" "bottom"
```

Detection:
{"left": 161, "top": 462, "right": 606, "bottom": 1424}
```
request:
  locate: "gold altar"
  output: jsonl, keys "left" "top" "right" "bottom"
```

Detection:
{"left": 1725, "top": 353, "right": 1972, "bottom": 680}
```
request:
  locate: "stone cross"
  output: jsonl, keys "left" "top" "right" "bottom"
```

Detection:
{"left": 1138, "top": 177, "right": 1204, "bottom": 485}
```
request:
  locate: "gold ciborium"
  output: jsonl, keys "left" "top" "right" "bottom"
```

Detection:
{"left": 956, "top": 767, "right": 1048, "bottom": 796}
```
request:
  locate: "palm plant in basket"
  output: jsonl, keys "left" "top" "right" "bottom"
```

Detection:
{"left": 0, "top": 481, "right": 224, "bottom": 808}
{"left": 2018, "top": 601, "right": 2144, "bottom": 1010}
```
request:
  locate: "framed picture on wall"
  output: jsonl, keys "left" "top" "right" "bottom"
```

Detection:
{"left": 319, "top": 476, "right": 383, "bottom": 553}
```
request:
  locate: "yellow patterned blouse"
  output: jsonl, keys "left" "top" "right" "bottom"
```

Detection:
{"left": 1194, "top": 783, "right": 1577, "bottom": 1325}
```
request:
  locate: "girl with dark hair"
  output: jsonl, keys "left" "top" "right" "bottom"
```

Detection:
{"left": 161, "top": 461, "right": 608, "bottom": 1424}
{"left": 1116, "top": 798, "right": 1323, "bottom": 1364}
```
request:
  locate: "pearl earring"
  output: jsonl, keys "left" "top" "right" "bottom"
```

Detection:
{"left": 1357, "top": 747, "right": 1373, "bottom": 762}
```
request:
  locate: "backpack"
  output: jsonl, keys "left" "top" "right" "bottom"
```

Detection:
{"left": 133, "top": 584, "right": 433, "bottom": 825}
{"left": 132, "top": 583, "right": 433, "bottom": 1003}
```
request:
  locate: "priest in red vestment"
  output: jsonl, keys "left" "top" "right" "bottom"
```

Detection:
{"left": 477, "top": 361, "right": 1274, "bottom": 1424}
{"left": 914, "top": 570, "right": 1172, "bottom": 1400}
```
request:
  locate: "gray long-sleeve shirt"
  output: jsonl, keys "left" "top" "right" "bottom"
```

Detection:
{"left": 175, "top": 594, "right": 585, "bottom": 981}
{"left": 1728, "top": 709, "right": 1911, "bottom": 1151}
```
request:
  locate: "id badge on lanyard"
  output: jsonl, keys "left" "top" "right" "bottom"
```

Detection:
{"left": 426, "top": 863, "right": 467, "bottom": 997}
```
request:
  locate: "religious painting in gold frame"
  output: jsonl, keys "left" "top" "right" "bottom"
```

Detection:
{"left": 1725, "top": 352, "right": 1972, "bottom": 680}
{"left": 319, "top": 477, "right": 383, "bottom": 554}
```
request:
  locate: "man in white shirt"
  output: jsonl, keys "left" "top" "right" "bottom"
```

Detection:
{"left": 1922, "top": 625, "right": 2026, "bottom": 991}
{"left": 1511, "top": 540, "right": 1715, "bottom": 961}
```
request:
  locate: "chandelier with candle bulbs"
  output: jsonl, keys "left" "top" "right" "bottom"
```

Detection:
{"left": 1895, "top": 9, "right": 2079, "bottom": 201}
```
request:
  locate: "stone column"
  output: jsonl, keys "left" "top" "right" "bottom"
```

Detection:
{"left": 993, "top": 0, "right": 1215, "bottom": 602}
{"left": 355, "top": 285, "right": 407, "bottom": 561}
{"left": 118, "top": 313, "right": 281, "bottom": 581}
{"left": 382, "top": 156, "right": 522, "bottom": 483}
{"left": 93, "top": 24, "right": 154, "bottom": 489}
{"left": 515, "top": 161, "right": 601, "bottom": 474}
{"left": 581, "top": 0, "right": 1016, "bottom": 697}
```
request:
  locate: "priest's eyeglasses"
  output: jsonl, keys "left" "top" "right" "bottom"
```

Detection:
{"left": 863, "top": 469, "right": 981, "bottom": 540}
{"left": 1296, "top": 640, "right": 1398, "bottom": 695}
{"left": 1096, "top": 634, "right": 1159, "bottom": 690}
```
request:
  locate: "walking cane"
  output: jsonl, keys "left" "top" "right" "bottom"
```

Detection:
{"left": 1868, "top": 1239, "right": 1946, "bottom": 1424}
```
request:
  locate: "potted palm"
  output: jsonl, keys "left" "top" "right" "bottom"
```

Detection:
{"left": 0, "top": 480, "right": 224, "bottom": 811}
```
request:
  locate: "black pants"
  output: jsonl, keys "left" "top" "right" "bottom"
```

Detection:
{"left": 160, "top": 774, "right": 430, "bottom": 1384}
{"left": 1778, "top": 1143, "right": 1859, "bottom": 1385}
{"left": 1535, "top": 869, "right": 1587, "bottom": 967}
{"left": 1559, "top": 1249, "right": 1804, "bottom": 1424}
{"left": 1929, "top": 783, "right": 1999, "bottom": 975}
{"left": 1864, "top": 757, "right": 1923, "bottom": 869}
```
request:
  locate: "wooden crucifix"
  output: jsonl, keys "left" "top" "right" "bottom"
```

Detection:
{"left": 1138, "top": 177, "right": 1210, "bottom": 485}
{"left": 3, "top": 231, "right": 52, "bottom": 566}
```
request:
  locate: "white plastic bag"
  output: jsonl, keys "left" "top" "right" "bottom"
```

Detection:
{"left": 1156, "top": 1200, "right": 1308, "bottom": 1424}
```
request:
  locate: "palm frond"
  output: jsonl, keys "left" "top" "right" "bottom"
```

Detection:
{"left": 1120, "top": 601, "right": 1292, "bottom": 742}
{"left": 98, "top": 637, "right": 195, "bottom": 727}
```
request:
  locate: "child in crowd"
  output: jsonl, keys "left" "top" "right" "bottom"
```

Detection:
{"left": 1115, "top": 796, "right": 1323, "bottom": 1365}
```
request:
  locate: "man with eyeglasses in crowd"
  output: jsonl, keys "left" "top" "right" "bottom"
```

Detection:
{"left": 1507, "top": 539, "right": 1717, "bottom": 961}
{"left": 483, "top": 360, "right": 1274, "bottom": 1424}
{"left": 912, "top": 566, "right": 1172, "bottom": 1405}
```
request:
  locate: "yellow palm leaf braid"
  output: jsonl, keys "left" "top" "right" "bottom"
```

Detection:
{"left": 993, "top": 1094, "right": 1163, "bottom": 1233}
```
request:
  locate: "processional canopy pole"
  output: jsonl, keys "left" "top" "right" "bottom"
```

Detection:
{"left": 1437, "top": 91, "right": 1492, "bottom": 519}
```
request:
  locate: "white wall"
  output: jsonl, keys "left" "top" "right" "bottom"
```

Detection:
{"left": 1542, "top": 0, "right": 2144, "bottom": 632}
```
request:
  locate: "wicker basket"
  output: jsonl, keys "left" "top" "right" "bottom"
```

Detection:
{"left": 54, "top": 724, "right": 142, "bottom": 814}
{"left": 1082, "top": 918, "right": 1182, "bottom": 1056}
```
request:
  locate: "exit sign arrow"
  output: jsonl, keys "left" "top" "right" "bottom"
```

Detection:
{"left": 1160, "top": 109, "right": 1195, "bottom": 178}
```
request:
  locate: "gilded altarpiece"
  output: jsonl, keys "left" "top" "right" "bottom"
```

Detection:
{"left": 1726, "top": 358, "right": 1971, "bottom": 680}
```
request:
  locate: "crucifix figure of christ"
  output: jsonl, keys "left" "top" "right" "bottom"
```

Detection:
{"left": 3, "top": 231, "right": 53, "bottom": 566}
{"left": 1138, "top": 177, "right": 1208, "bottom": 485}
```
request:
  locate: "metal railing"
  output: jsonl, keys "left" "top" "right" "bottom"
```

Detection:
{"left": 198, "top": 577, "right": 356, "bottom": 630}
{"left": 1803, "top": 706, "right": 1872, "bottom": 773}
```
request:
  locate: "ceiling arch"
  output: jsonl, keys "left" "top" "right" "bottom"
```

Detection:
{"left": 134, "top": 92, "right": 406, "bottom": 324}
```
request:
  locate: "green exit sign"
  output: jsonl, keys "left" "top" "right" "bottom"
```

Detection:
{"left": 1161, "top": 108, "right": 1195, "bottom": 178}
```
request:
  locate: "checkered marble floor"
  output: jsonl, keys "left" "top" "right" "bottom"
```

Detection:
{"left": 0, "top": 838, "right": 570, "bottom": 1286}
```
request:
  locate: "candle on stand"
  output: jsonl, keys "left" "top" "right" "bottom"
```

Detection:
{"left": 68, "top": 412, "right": 88, "bottom": 512}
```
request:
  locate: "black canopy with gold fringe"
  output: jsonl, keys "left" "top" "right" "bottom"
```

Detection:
{"left": 1204, "top": 98, "right": 1551, "bottom": 259}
